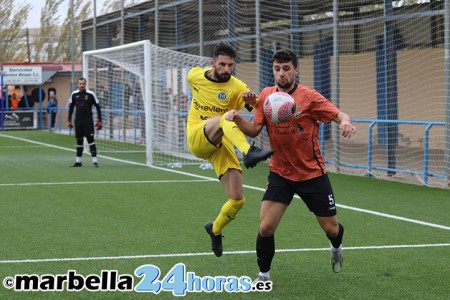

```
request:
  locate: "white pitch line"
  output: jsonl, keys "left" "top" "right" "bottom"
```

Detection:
{"left": 1, "top": 134, "right": 450, "bottom": 231}
{"left": 0, "top": 180, "right": 210, "bottom": 187}
{"left": 0, "top": 243, "right": 449, "bottom": 264}
{"left": 0, "top": 134, "right": 81, "bottom": 154}
{"left": 240, "top": 187, "right": 450, "bottom": 231}
{"left": 0, "top": 133, "right": 220, "bottom": 181}
{"left": 337, "top": 204, "right": 450, "bottom": 231}
{"left": 0, "top": 145, "right": 44, "bottom": 148}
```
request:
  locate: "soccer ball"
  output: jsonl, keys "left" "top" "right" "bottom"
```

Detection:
{"left": 263, "top": 92, "right": 296, "bottom": 124}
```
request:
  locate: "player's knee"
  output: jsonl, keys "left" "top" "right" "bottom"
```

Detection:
{"left": 259, "top": 223, "right": 277, "bottom": 237}
{"left": 233, "top": 198, "right": 245, "bottom": 209}
{"left": 229, "top": 198, "right": 245, "bottom": 214}
{"left": 230, "top": 191, "right": 244, "bottom": 200}
{"left": 323, "top": 223, "right": 339, "bottom": 237}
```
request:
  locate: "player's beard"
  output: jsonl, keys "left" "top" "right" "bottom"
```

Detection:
{"left": 214, "top": 70, "right": 231, "bottom": 82}
{"left": 277, "top": 79, "right": 293, "bottom": 89}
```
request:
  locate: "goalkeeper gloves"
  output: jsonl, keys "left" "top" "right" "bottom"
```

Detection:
{"left": 67, "top": 121, "right": 73, "bottom": 128}
{"left": 96, "top": 120, "right": 102, "bottom": 130}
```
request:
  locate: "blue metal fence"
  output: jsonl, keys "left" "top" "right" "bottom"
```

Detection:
{"left": 39, "top": 110, "right": 446, "bottom": 187}
{"left": 319, "top": 119, "right": 445, "bottom": 185}
{"left": 243, "top": 113, "right": 445, "bottom": 186}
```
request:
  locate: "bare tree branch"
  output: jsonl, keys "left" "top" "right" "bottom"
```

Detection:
{"left": 0, "top": 0, "right": 31, "bottom": 62}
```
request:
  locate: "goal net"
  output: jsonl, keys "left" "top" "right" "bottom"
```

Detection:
{"left": 82, "top": 40, "right": 210, "bottom": 167}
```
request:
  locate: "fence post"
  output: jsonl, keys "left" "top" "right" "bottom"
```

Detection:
{"left": 444, "top": 0, "right": 450, "bottom": 187}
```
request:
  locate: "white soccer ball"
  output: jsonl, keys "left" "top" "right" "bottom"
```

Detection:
{"left": 263, "top": 92, "right": 296, "bottom": 124}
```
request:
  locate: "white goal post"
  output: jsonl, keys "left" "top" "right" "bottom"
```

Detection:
{"left": 82, "top": 40, "right": 210, "bottom": 167}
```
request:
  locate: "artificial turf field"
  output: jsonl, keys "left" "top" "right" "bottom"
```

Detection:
{"left": 0, "top": 130, "right": 449, "bottom": 299}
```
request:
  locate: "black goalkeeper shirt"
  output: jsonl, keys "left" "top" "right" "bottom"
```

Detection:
{"left": 68, "top": 89, "right": 102, "bottom": 123}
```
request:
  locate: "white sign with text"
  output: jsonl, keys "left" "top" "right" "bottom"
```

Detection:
{"left": 3, "top": 66, "right": 42, "bottom": 85}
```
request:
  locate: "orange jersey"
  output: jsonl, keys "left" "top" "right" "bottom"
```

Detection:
{"left": 253, "top": 84, "right": 340, "bottom": 182}
{"left": 10, "top": 97, "right": 19, "bottom": 110}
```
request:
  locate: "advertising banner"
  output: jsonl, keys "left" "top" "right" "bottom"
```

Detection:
{"left": 3, "top": 66, "right": 42, "bottom": 85}
{"left": 2, "top": 111, "right": 37, "bottom": 129}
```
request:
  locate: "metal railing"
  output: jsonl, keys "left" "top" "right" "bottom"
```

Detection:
{"left": 22, "top": 109, "right": 449, "bottom": 187}
{"left": 320, "top": 119, "right": 446, "bottom": 186}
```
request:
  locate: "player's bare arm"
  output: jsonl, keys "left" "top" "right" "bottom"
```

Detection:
{"left": 333, "top": 111, "right": 356, "bottom": 138}
{"left": 242, "top": 92, "right": 258, "bottom": 106}
{"left": 226, "top": 109, "right": 263, "bottom": 138}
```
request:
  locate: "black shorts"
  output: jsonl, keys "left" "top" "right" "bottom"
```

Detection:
{"left": 75, "top": 120, "right": 94, "bottom": 139}
{"left": 262, "top": 172, "right": 337, "bottom": 217}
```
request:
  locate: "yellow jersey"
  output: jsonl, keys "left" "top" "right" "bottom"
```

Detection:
{"left": 186, "top": 67, "right": 250, "bottom": 130}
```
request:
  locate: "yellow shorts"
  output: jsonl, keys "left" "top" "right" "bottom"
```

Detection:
{"left": 187, "top": 121, "right": 242, "bottom": 178}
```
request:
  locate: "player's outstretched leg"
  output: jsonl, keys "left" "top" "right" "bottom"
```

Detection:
{"left": 243, "top": 143, "right": 274, "bottom": 168}
{"left": 204, "top": 221, "right": 223, "bottom": 257}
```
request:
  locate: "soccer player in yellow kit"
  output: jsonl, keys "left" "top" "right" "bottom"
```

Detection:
{"left": 187, "top": 43, "right": 274, "bottom": 257}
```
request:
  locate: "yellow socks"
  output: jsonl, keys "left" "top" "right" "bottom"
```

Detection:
{"left": 220, "top": 114, "right": 251, "bottom": 154}
{"left": 212, "top": 198, "right": 246, "bottom": 235}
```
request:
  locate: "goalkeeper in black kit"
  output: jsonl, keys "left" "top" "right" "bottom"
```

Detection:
{"left": 68, "top": 77, "right": 103, "bottom": 168}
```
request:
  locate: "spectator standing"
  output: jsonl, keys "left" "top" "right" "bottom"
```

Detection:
{"left": 47, "top": 90, "right": 58, "bottom": 129}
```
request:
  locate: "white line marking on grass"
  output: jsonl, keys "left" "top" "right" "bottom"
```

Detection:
{"left": 2, "top": 133, "right": 450, "bottom": 232}
{"left": 0, "top": 180, "right": 210, "bottom": 187}
{"left": 0, "top": 243, "right": 449, "bottom": 264}
{"left": 0, "top": 145, "right": 44, "bottom": 148}
{"left": 243, "top": 189, "right": 450, "bottom": 231}
{"left": 337, "top": 204, "right": 450, "bottom": 231}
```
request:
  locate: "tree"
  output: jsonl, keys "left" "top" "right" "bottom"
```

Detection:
{"left": 0, "top": 0, "right": 31, "bottom": 62}
{"left": 29, "top": 0, "right": 91, "bottom": 63}
{"left": 100, "top": 0, "right": 141, "bottom": 15}
{"left": 56, "top": 0, "right": 92, "bottom": 62}
{"left": 32, "top": 0, "right": 65, "bottom": 62}
{"left": 26, "top": 0, "right": 145, "bottom": 63}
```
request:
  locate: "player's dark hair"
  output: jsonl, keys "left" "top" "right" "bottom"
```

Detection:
{"left": 212, "top": 43, "right": 237, "bottom": 59}
{"left": 272, "top": 49, "right": 298, "bottom": 68}
{"left": 78, "top": 77, "right": 87, "bottom": 82}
